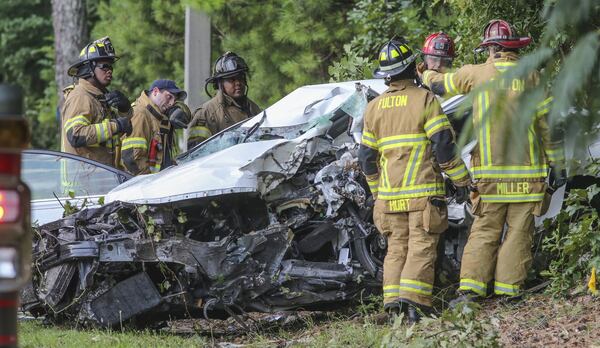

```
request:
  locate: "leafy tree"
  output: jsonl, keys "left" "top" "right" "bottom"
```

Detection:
{"left": 328, "top": 44, "right": 376, "bottom": 82}
{"left": 329, "top": 0, "right": 456, "bottom": 80}
{"left": 91, "top": 0, "right": 186, "bottom": 98}
{"left": 3, "top": 0, "right": 595, "bottom": 155}
{"left": 347, "top": 0, "right": 453, "bottom": 57}
{"left": 329, "top": 0, "right": 600, "bottom": 156}
{"left": 190, "top": 0, "right": 356, "bottom": 106}
{"left": 445, "top": 0, "right": 546, "bottom": 65}
{"left": 542, "top": 182, "right": 600, "bottom": 296}
{"left": 329, "top": 0, "right": 547, "bottom": 79}
{"left": 533, "top": 0, "right": 600, "bottom": 165}
{"left": 0, "top": 0, "right": 57, "bottom": 149}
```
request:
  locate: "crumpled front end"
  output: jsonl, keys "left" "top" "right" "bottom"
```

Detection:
{"left": 22, "top": 82, "right": 386, "bottom": 327}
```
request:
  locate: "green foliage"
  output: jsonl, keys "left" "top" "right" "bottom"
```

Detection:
{"left": 328, "top": 44, "right": 376, "bottom": 82}
{"left": 92, "top": 0, "right": 185, "bottom": 97}
{"left": 62, "top": 195, "right": 92, "bottom": 217}
{"left": 177, "top": 210, "right": 187, "bottom": 224}
{"left": 137, "top": 205, "right": 160, "bottom": 241}
{"left": 190, "top": 0, "right": 356, "bottom": 106}
{"left": 347, "top": 0, "right": 453, "bottom": 57}
{"left": 328, "top": 0, "right": 546, "bottom": 80}
{"left": 0, "top": 0, "right": 53, "bottom": 90}
{"left": 62, "top": 200, "right": 79, "bottom": 217}
{"left": 509, "top": 0, "right": 600, "bottom": 161}
{"left": 0, "top": 0, "right": 58, "bottom": 149}
{"left": 355, "top": 293, "right": 383, "bottom": 317}
{"left": 542, "top": 182, "right": 600, "bottom": 296}
{"left": 552, "top": 33, "right": 599, "bottom": 110}
{"left": 1, "top": 0, "right": 595, "bottom": 165}
{"left": 61, "top": 194, "right": 105, "bottom": 216}
{"left": 445, "top": 0, "right": 545, "bottom": 65}
{"left": 382, "top": 305, "right": 500, "bottom": 348}
{"left": 300, "top": 316, "right": 388, "bottom": 348}
{"left": 331, "top": 0, "right": 600, "bottom": 163}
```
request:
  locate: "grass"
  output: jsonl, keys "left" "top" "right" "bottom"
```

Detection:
{"left": 18, "top": 313, "right": 390, "bottom": 348}
{"left": 19, "top": 321, "right": 208, "bottom": 348}
{"left": 18, "top": 294, "right": 600, "bottom": 347}
{"left": 292, "top": 318, "right": 389, "bottom": 347}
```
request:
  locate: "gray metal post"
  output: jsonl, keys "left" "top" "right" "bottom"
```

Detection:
{"left": 183, "top": 7, "right": 211, "bottom": 152}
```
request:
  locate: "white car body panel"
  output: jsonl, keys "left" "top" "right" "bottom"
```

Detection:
{"left": 107, "top": 80, "right": 388, "bottom": 204}
{"left": 31, "top": 196, "right": 103, "bottom": 226}
{"left": 106, "top": 139, "right": 288, "bottom": 204}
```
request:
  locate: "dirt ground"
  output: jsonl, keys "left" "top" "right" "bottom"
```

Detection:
{"left": 483, "top": 294, "right": 600, "bottom": 347}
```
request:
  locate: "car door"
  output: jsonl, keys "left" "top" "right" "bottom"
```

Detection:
{"left": 21, "top": 150, "right": 131, "bottom": 225}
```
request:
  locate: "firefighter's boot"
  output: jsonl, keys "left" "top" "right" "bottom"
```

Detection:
{"left": 398, "top": 298, "right": 430, "bottom": 324}
{"left": 384, "top": 301, "right": 403, "bottom": 316}
{"left": 407, "top": 305, "right": 421, "bottom": 324}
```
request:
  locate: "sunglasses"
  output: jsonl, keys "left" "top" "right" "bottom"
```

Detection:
{"left": 96, "top": 63, "right": 114, "bottom": 71}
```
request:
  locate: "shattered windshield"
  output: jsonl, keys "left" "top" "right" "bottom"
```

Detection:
{"left": 178, "top": 82, "right": 378, "bottom": 164}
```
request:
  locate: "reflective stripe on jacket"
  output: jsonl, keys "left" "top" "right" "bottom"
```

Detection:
{"left": 358, "top": 79, "right": 470, "bottom": 212}
{"left": 121, "top": 91, "right": 172, "bottom": 175}
{"left": 187, "top": 90, "right": 261, "bottom": 148}
{"left": 422, "top": 52, "right": 564, "bottom": 203}
{"left": 61, "top": 78, "right": 120, "bottom": 167}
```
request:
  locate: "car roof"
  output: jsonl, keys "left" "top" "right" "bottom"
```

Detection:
{"left": 23, "top": 149, "right": 132, "bottom": 180}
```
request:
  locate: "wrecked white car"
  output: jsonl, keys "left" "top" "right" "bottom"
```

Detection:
{"left": 21, "top": 80, "right": 572, "bottom": 327}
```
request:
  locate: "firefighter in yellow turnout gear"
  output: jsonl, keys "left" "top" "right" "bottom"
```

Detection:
{"left": 187, "top": 52, "right": 261, "bottom": 148}
{"left": 62, "top": 37, "right": 133, "bottom": 168}
{"left": 359, "top": 39, "right": 471, "bottom": 322}
{"left": 121, "top": 80, "right": 188, "bottom": 175}
{"left": 419, "top": 20, "right": 566, "bottom": 300}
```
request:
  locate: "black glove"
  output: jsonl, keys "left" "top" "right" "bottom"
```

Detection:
{"left": 549, "top": 165, "right": 567, "bottom": 189}
{"left": 454, "top": 185, "right": 470, "bottom": 204}
{"left": 105, "top": 90, "right": 132, "bottom": 113}
{"left": 113, "top": 117, "right": 132, "bottom": 136}
{"left": 167, "top": 102, "right": 191, "bottom": 129}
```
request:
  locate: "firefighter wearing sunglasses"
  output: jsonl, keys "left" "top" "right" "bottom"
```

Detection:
{"left": 187, "top": 52, "right": 262, "bottom": 148}
{"left": 61, "top": 36, "right": 133, "bottom": 169}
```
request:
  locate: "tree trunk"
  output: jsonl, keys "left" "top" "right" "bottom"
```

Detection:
{"left": 52, "top": 0, "right": 88, "bottom": 111}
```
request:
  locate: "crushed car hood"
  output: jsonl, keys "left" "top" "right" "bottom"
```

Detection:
{"left": 107, "top": 139, "right": 289, "bottom": 204}
{"left": 107, "top": 80, "right": 388, "bottom": 204}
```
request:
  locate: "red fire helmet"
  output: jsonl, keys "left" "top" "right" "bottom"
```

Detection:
{"left": 422, "top": 32, "right": 455, "bottom": 58}
{"left": 478, "top": 19, "right": 531, "bottom": 49}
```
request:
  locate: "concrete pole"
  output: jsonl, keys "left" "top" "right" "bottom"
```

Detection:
{"left": 182, "top": 7, "right": 211, "bottom": 152}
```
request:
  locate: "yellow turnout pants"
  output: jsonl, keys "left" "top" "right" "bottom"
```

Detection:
{"left": 374, "top": 204, "right": 441, "bottom": 307}
{"left": 459, "top": 201, "right": 536, "bottom": 296}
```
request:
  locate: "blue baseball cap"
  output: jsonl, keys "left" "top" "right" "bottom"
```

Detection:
{"left": 149, "top": 79, "right": 187, "bottom": 100}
